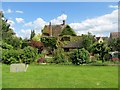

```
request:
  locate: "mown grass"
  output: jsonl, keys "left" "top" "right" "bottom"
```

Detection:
{"left": 0, "top": 63, "right": 2, "bottom": 89}
{"left": 2, "top": 64, "right": 118, "bottom": 88}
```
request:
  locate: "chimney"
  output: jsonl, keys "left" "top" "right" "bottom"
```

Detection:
{"left": 62, "top": 20, "right": 65, "bottom": 25}
{"left": 49, "top": 22, "right": 52, "bottom": 36}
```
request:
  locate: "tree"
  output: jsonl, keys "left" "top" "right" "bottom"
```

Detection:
{"left": 29, "top": 40, "right": 44, "bottom": 54}
{"left": 32, "top": 33, "right": 41, "bottom": 41}
{"left": 60, "top": 25, "right": 77, "bottom": 36}
{"left": 108, "top": 38, "right": 120, "bottom": 52}
{"left": 30, "top": 30, "right": 35, "bottom": 40}
{"left": 91, "top": 42, "right": 110, "bottom": 63}
{"left": 81, "top": 32, "right": 95, "bottom": 52}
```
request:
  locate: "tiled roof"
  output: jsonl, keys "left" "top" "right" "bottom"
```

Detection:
{"left": 110, "top": 32, "right": 120, "bottom": 38}
{"left": 62, "top": 36, "right": 83, "bottom": 49}
{"left": 42, "top": 25, "right": 65, "bottom": 37}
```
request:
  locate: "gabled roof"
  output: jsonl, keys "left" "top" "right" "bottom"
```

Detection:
{"left": 62, "top": 36, "right": 83, "bottom": 49}
{"left": 42, "top": 25, "right": 65, "bottom": 37}
{"left": 110, "top": 32, "right": 120, "bottom": 38}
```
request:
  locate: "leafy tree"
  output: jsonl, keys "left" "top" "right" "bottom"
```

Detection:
{"left": 32, "top": 33, "right": 41, "bottom": 41}
{"left": 81, "top": 32, "right": 95, "bottom": 52}
{"left": 91, "top": 42, "right": 110, "bottom": 63}
{"left": 0, "top": 12, "right": 15, "bottom": 41}
{"left": 29, "top": 40, "right": 44, "bottom": 54}
{"left": 60, "top": 25, "right": 77, "bottom": 36}
{"left": 21, "top": 38, "right": 29, "bottom": 49}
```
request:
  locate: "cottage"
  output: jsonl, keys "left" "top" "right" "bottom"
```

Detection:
{"left": 41, "top": 20, "right": 82, "bottom": 52}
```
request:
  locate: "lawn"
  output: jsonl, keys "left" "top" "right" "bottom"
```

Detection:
{"left": 0, "top": 63, "right": 2, "bottom": 89}
{"left": 2, "top": 64, "right": 118, "bottom": 88}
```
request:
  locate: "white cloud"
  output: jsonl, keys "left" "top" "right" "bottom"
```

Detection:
{"left": 109, "top": 5, "right": 118, "bottom": 9}
{"left": 18, "top": 29, "right": 31, "bottom": 39}
{"left": 24, "top": 22, "right": 33, "bottom": 27}
{"left": 51, "top": 14, "right": 67, "bottom": 25}
{"left": 16, "top": 18, "right": 24, "bottom": 23}
{"left": 7, "top": 20, "right": 15, "bottom": 26}
{"left": 16, "top": 10, "right": 23, "bottom": 13}
{"left": 69, "top": 9, "right": 118, "bottom": 37}
{"left": 22, "top": 14, "right": 67, "bottom": 38}
{"left": 6, "top": 9, "right": 13, "bottom": 13}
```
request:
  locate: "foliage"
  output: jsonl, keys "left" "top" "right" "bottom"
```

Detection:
{"left": 53, "top": 48, "right": 65, "bottom": 64}
{"left": 103, "top": 53, "right": 112, "bottom": 61}
{"left": 41, "top": 37, "right": 57, "bottom": 48}
{"left": 5, "top": 36, "right": 22, "bottom": 49}
{"left": 30, "top": 30, "right": 35, "bottom": 40}
{"left": 22, "top": 46, "right": 38, "bottom": 64}
{"left": 29, "top": 40, "right": 44, "bottom": 54}
{"left": 108, "top": 38, "right": 120, "bottom": 52}
{"left": 37, "top": 57, "right": 45, "bottom": 63}
{"left": 32, "top": 33, "right": 41, "bottom": 41}
{"left": 41, "top": 37, "right": 57, "bottom": 54}
{"left": 21, "top": 38, "right": 29, "bottom": 49}
{"left": 91, "top": 42, "right": 110, "bottom": 63}
{"left": 60, "top": 25, "right": 77, "bottom": 36}
{"left": 0, "top": 41, "right": 13, "bottom": 50}
{"left": 2, "top": 46, "right": 38, "bottom": 64}
{"left": 81, "top": 32, "right": 95, "bottom": 51}
{"left": 70, "top": 48, "right": 90, "bottom": 65}
{"left": 2, "top": 49, "right": 21, "bottom": 64}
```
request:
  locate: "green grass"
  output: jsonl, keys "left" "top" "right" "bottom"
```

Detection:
{"left": 2, "top": 64, "right": 118, "bottom": 88}
{"left": 0, "top": 63, "right": 2, "bottom": 89}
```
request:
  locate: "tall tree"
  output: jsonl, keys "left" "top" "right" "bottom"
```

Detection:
{"left": 81, "top": 32, "right": 95, "bottom": 52}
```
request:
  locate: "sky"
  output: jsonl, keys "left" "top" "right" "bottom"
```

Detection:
{"left": 1, "top": 2, "right": 118, "bottom": 38}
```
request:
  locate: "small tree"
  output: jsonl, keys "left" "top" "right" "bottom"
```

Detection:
{"left": 91, "top": 42, "right": 110, "bottom": 63}
{"left": 81, "top": 32, "right": 95, "bottom": 52}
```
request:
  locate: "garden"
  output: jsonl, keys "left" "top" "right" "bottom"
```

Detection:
{"left": 0, "top": 11, "right": 120, "bottom": 88}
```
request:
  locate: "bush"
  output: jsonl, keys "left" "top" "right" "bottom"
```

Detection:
{"left": 22, "top": 46, "right": 38, "bottom": 64}
{"left": 0, "top": 42, "right": 13, "bottom": 50}
{"left": 2, "top": 46, "right": 38, "bottom": 64}
{"left": 104, "top": 53, "right": 112, "bottom": 61}
{"left": 70, "top": 48, "right": 90, "bottom": 65}
{"left": 37, "top": 57, "right": 45, "bottom": 63}
{"left": 2, "top": 49, "right": 21, "bottom": 64}
{"left": 53, "top": 48, "right": 65, "bottom": 64}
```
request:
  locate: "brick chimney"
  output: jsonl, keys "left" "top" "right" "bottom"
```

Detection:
{"left": 49, "top": 22, "right": 52, "bottom": 36}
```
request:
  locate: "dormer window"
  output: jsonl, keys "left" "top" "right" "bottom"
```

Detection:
{"left": 61, "top": 36, "right": 70, "bottom": 41}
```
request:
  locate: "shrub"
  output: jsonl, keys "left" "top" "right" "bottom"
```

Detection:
{"left": 37, "top": 57, "right": 45, "bottom": 63}
{"left": 70, "top": 48, "right": 90, "bottom": 65}
{"left": 2, "top": 49, "right": 21, "bottom": 64}
{"left": 22, "top": 46, "right": 38, "bottom": 64}
{"left": 0, "top": 42, "right": 13, "bottom": 50}
{"left": 104, "top": 53, "right": 112, "bottom": 61}
{"left": 53, "top": 48, "right": 65, "bottom": 64}
{"left": 2, "top": 46, "right": 38, "bottom": 64}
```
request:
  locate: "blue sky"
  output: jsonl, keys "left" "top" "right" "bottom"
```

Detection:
{"left": 2, "top": 2, "right": 118, "bottom": 38}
